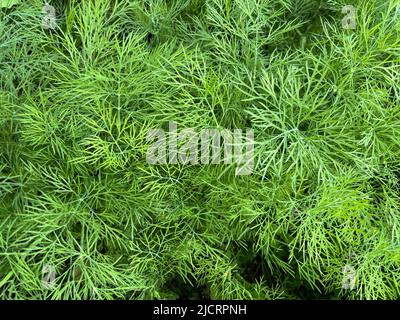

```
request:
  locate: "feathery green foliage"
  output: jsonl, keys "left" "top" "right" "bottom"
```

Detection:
{"left": 1, "top": 0, "right": 400, "bottom": 300}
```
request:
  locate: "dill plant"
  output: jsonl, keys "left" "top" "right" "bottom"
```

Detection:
{"left": 0, "top": 0, "right": 399, "bottom": 300}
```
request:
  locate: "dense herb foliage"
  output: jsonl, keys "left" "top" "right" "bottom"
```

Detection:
{"left": 1, "top": 0, "right": 400, "bottom": 299}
